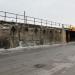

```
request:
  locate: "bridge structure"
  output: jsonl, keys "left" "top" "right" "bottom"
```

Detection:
{"left": 0, "top": 11, "right": 74, "bottom": 48}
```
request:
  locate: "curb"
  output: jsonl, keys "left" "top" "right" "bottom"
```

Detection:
{"left": 0, "top": 43, "right": 66, "bottom": 54}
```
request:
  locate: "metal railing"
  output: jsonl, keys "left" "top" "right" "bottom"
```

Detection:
{"left": 0, "top": 11, "right": 70, "bottom": 28}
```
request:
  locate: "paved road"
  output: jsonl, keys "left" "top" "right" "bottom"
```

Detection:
{"left": 0, "top": 43, "right": 75, "bottom": 75}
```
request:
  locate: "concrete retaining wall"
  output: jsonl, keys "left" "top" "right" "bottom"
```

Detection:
{"left": 0, "top": 23, "right": 66, "bottom": 48}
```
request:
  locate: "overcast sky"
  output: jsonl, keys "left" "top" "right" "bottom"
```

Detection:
{"left": 0, "top": 0, "right": 75, "bottom": 25}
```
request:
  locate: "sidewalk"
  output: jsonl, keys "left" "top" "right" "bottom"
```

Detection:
{"left": 0, "top": 43, "right": 66, "bottom": 54}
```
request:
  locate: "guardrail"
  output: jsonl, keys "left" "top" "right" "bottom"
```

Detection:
{"left": 0, "top": 11, "right": 70, "bottom": 28}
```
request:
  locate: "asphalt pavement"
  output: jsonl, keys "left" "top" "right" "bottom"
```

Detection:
{"left": 0, "top": 43, "right": 75, "bottom": 75}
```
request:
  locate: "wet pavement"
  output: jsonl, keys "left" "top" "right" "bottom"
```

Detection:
{"left": 0, "top": 43, "right": 75, "bottom": 75}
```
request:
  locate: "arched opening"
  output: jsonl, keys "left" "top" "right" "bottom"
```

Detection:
{"left": 0, "top": 39, "right": 10, "bottom": 49}
{"left": 66, "top": 30, "right": 75, "bottom": 42}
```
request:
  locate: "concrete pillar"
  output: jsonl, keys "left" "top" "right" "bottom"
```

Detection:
{"left": 61, "top": 25, "right": 66, "bottom": 43}
{"left": 10, "top": 37, "right": 16, "bottom": 48}
{"left": 66, "top": 31, "right": 70, "bottom": 42}
{"left": 53, "top": 29, "right": 56, "bottom": 43}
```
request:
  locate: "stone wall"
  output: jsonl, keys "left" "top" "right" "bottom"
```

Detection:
{"left": 0, "top": 23, "right": 65, "bottom": 48}
{"left": 0, "top": 28, "right": 10, "bottom": 48}
{"left": 10, "top": 25, "right": 63, "bottom": 48}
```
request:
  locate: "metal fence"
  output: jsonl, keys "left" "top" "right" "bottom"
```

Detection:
{"left": 0, "top": 11, "right": 71, "bottom": 48}
{"left": 0, "top": 11, "right": 70, "bottom": 28}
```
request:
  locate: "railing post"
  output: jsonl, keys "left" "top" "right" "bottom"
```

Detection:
{"left": 46, "top": 20, "right": 47, "bottom": 27}
{"left": 41, "top": 19, "right": 42, "bottom": 27}
{"left": 51, "top": 21, "right": 52, "bottom": 27}
{"left": 26, "top": 16, "right": 27, "bottom": 24}
{"left": 4, "top": 12, "right": 6, "bottom": 21}
{"left": 34, "top": 18, "right": 35, "bottom": 25}
{"left": 59, "top": 23, "right": 60, "bottom": 27}
{"left": 16, "top": 14, "right": 18, "bottom": 23}
{"left": 55, "top": 22, "right": 56, "bottom": 27}
{"left": 24, "top": 11, "right": 25, "bottom": 24}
